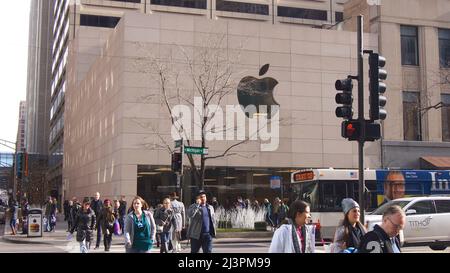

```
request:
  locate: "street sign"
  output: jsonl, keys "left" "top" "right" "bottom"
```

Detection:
{"left": 184, "top": 146, "right": 208, "bottom": 155}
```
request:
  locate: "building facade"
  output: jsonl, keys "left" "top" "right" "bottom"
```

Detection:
{"left": 26, "top": 0, "right": 54, "bottom": 156}
{"left": 345, "top": 0, "right": 450, "bottom": 169}
{"left": 52, "top": 0, "right": 351, "bottom": 203}
{"left": 63, "top": 7, "right": 380, "bottom": 207}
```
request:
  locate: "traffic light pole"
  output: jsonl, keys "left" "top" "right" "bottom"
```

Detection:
{"left": 357, "top": 15, "right": 366, "bottom": 224}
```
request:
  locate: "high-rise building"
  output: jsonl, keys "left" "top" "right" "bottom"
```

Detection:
{"left": 16, "top": 101, "right": 27, "bottom": 153}
{"left": 26, "top": 0, "right": 54, "bottom": 156}
{"left": 52, "top": 0, "right": 349, "bottom": 205}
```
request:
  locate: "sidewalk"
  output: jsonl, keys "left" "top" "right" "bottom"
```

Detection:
{"left": 2, "top": 218, "right": 272, "bottom": 246}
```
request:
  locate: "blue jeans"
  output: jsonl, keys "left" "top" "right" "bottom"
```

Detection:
{"left": 160, "top": 231, "right": 170, "bottom": 253}
{"left": 190, "top": 233, "right": 213, "bottom": 253}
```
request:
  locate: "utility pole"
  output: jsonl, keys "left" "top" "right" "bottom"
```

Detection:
{"left": 357, "top": 15, "right": 366, "bottom": 224}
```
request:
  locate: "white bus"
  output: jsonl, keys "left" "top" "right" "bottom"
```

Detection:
{"left": 290, "top": 169, "right": 379, "bottom": 241}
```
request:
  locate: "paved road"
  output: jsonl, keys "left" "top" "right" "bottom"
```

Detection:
{"left": 0, "top": 235, "right": 448, "bottom": 253}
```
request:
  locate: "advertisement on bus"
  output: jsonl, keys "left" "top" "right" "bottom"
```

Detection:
{"left": 376, "top": 170, "right": 450, "bottom": 205}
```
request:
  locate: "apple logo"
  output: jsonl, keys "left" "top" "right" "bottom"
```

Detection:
{"left": 237, "top": 64, "right": 279, "bottom": 119}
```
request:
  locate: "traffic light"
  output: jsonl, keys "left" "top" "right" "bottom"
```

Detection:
{"left": 341, "top": 120, "right": 360, "bottom": 141}
{"left": 171, "top": 152, "right": 182, "bottom": 173}
{"left": 335, "top": 78, "right": 354, "bottom": 120}
{"left": 369, "top": 53, "right": 387, "bottom": 120}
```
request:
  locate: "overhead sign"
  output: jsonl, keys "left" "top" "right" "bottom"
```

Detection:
{"left": 184, "top": 146, "right": 208, "bottom": 155}
{"left": 270, "top": 176, "right": 282, "bottom": 189}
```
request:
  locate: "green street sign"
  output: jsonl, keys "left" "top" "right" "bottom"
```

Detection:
{"left": 184, "top": 146, "right": 208, "bottom": 155}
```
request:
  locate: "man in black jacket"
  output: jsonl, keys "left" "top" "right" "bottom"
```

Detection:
{"left": 359, "top": 205, "right": 405, "bottom": 253}
{"left": 90, "top": 192, "right": 103, "bottom": 249}
{"left": 118, "top": 195, "right": 127, "bottom": 233}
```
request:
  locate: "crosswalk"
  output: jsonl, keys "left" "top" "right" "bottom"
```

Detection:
{"left": 57, "top": 239, "right": 191, "bottom": 253}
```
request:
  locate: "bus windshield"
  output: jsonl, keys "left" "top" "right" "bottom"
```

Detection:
{"left": 370, "top": 200, "right": 410, "bottom": 215}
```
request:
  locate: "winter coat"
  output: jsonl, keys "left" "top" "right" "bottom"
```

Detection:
{"left": 154, "top": 207, "right": 174, "bottom": 234}
{"left": 187, "top": 203, "right": 216, "bottom": 240}
{"left": 98, "top": 206, "right": 117, "bottom": 234}
{"left": 70, "top": 208, "right": 96, "bottom": 242}
{"left": 358, "top": 224, "right": 401, "bottom": 253}
{"left": 331, "top": 222, "right": 366, "bottom": 253}
{"left": 170, "top": 199, "right": 186, "bottom": 232}
{"left": 269, "top": 223, "right": 316, "bottom": 253}
{"left": 124, "top": 210, "right": 156, "bottom": 246}
{"left": 90, "top": 199, "right": 103, "bottom": 217}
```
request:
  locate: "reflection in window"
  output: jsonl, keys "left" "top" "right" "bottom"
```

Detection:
{"left": 216, "top": 0, "right": 269, "bottom": 15}
{"left": 150, "top": 0, "right": 207, "bottom": 9}
{"left": 278, "top": 6, "right": 327, "bottom": 21}
{"left": 439, "top": 29, "right": 450, "bottom": 68}
{"left": 403, "top": 91, "right": 421, "bottom": 141}
{"left": 441, "top": 94, "right": 450, "bottom": 141}
{"left": 401, "top": 25, "right": 419, "bottom": 66}
{"left": 435, "top": 200, "right": 450, "bottom": 213}
{"left": 409, "top": 201, "right": 435, "bottom": 214}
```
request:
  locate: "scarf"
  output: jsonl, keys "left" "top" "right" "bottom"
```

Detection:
{"left": 290, "top": 219, "right": 303, "bottom": 253}
{"left": 347, "top": 223, "right": 365, "bottom": 248}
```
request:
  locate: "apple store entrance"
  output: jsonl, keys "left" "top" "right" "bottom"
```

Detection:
{"left": 137, "top": 165, "right": 296, "bottom": 208}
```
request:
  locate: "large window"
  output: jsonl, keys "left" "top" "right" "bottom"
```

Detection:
{"left": 403, "top": 91, "right": 421, "bottom": 141}
{"left": 80, "top": 14, "right": 121, "bottom": 28}
{"left": 439, "top": 29, "right": 450, "bottom": 68}
{"left": 216, "top": 0, "right": 269, "bottom": 15}
{"left": 277, "top": 6, "right": 327, "bottom": 21}
{"left": 150, "top": 0, "right": 207, "bottom": 9}
{"left": 401, "top": 25, "right": 419, "bottom": 66}
{"left": 441, "top": 94, "right": 450, "bottom": 141}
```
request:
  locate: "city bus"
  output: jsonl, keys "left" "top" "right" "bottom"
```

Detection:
{"left": 290, "top": 168, "right": 450, "bottom": 241}
{"left": 290, "top": 169, "right": 378, "bottom": 241}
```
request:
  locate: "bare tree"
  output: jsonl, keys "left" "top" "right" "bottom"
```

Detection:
{"left": 132, "top": 33, "right": 283, "bottom": 190}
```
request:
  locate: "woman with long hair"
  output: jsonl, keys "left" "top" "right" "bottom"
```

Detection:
{"left": 124, "top": 196, "right": 156, "bottom": 253}
{"left": 331, "top": 198, "right": 367, "bottom": 253}
{"left": 269, "top": 200, "right": 315, "bottom": 253}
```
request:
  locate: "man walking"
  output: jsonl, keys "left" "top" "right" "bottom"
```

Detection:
{"left": 187, "top": 190, "right": 216, "bottom": 253}
{"left": 170, "top": 192, "right": 185, "bottom": 253}
{"left": 118, "top": 195, "right": 127, "bottom": 234}
{"left": 90, "top": 192, "right": 103, "bottom": 249}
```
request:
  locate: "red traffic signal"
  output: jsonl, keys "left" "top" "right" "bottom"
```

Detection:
{"left": 341, "top": 121, "right": 360, "bottom": 141}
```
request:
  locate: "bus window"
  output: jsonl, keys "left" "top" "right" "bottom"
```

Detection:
{"left": 320, "top": 181, "right": 348, "bottom": 212}
{"left": 291, "top": 181, "right": 319, "bottom": 210}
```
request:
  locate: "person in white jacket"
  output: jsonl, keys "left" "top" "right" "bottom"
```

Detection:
{"left": 269, "top": 200, "right": 315, "bottom": 253}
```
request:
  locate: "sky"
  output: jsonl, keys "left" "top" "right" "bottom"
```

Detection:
{"left": 0, "top": 1, "right": 31, "bottom": 152}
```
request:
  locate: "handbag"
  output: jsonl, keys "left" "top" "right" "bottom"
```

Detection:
{"left": 113, "top": 219, "right": 121, "bottom": 235}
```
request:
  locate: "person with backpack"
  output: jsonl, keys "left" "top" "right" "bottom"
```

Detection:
{"left": 331, "top": 198, "right": 367, "bottom": 253}
{"left": 358, "top": 205, "right": 405, "bottom": 253}
{"left": 98, "top": 199, "right": 117, "bottom": 252}
{"left": 69, "top": 198, "right": 96, "bottom": 253}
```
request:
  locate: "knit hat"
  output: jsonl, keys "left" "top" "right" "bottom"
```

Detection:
{"left": 341, "top": 198, "right": 359, "bottom": 215}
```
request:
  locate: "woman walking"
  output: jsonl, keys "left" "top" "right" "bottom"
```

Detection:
{"left": 154, "top": 198, "right": 174, "bottom": 253}
{"left": 331, "top": 198, "right": 366, "bottom": 253}
{"left": 124, "top": 196, "right": 156, "bottom": 253}
{"left": 98, "top": 199, "right": 117, "bottom": 252}
{"left": 69, "top": 198, "right": 96, "bottom": 253}
{"left": 269, "top": 200, "right": 315, "bottom": 253}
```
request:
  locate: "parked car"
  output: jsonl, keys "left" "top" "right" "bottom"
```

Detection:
{"left": 365, "top": 196, "right": 450, "bottom": 251}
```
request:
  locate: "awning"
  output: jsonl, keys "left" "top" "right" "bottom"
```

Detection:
{"left": 420, "top": 156, "right": 450, "bottom": 170}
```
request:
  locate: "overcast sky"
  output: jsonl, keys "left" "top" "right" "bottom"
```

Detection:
{"left": 0, "top": 1, "right": 31, "bottom": 152}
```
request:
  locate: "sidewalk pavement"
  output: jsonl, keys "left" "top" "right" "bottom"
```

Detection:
{"left": 2, "top": 218, "right": 273, "bottom": 246}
